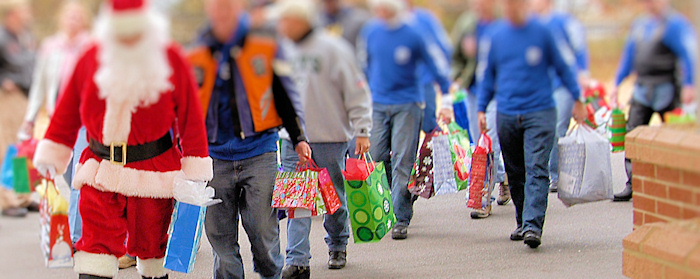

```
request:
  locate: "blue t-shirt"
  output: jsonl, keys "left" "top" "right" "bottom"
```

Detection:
{"left": 359, "top": 20, "right": 451, "bottom": 105}
{"left": 477, "top": 18, "right": 581, "bottom": 115}
{"left": 615, "top": 11, "right": 697, "bottom": 86}
{"left": 407, "top": 8, "right": 453, "bottom": 86}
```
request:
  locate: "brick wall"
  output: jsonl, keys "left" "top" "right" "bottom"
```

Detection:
{"left": 626, "top": 125, "right": 700, "bottom": 227}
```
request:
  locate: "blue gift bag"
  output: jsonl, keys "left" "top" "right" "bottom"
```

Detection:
{"left": 164, "top": 202, "right": 206, "bottom": 273}
{"left": 452, "top": 90, "right": 473, "bottom": 144}
{"left": 1, "top": 145, "right": 18, "bottom": 190}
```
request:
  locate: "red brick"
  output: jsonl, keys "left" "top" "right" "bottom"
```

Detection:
{"left": 665, "top": 267, "right": 700, "bottom": 279}
{"left": 623, "top": 251, "right": 664, "bottom": 279}
{"left": 682, "top": 207, "right": 700, "bottom": 219}
{"left": 654, "top": 128, "right": 687, "bottom": 149}
{"left": 634, "top": 210, "right": 644, "bottom": 227}
{"left": 640, "top": 226, "right": 700, "bottom": 264}
{"left": 633, "top": 177, "right": 645, "bottom": 193}
{"left": 684, "top": 171, "right": 700, "bottom": 188}
{"left": 623, "top": 224, "right": 658, "bottom": 252}
{"left": 645, "top": 214, "right": 668, "bottom": 224}
{"left": 634, "top": 195, "right": 657, "bottom": 214}
{"left": 633, "top": 162, "right": 656, "bottom": 179}
{"left": 646, "top": 181, "right": 669, "bottom": 199}
{"left": 688, "top": 247, "right": 700, "bottom": 270}
{"left": 680, "top": 134, "right": 700, "bottom": 153}
{"left": 670, "top": 186, "right": 695, "bottom": 204}
{"left": 658, "top": 166, "right": 681, "bottom": 184}
{"left": 658, "top": 201, "right": 683, "bottom": 219}
{"left": 633, "top": 126, "right": 660, "bottom": 146}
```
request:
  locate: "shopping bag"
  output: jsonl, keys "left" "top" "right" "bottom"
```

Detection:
{"left": 558, "top": 125, "right": 614, "bottom": 207}
{"left": 38, "top": 178, "right": 74, "bottom": 268}
{"left": 287, "top": 190, "right": 327, "bottom": 219}
{"left": 467, "top": 133, "right": 495, "bottom": 209}
{"left": 297, "top": 160, "right": 341, "bottom": 215}
{"left": 343, "top": 157, "right": 374, "bottom": 181}
{"left": 272, "top": 169, "right": 318, "bottom": 210}
{"left": 1, "top": 144, "right": 18, "bottom": 190}
{"left": 609, "top": 108, "right": 626, "bottom": 152}
{"left": 433, "top": 132, "right": 458, "bottom": 195}
{"left": 13, "top": 139, "right": 40, "bottom": 193}
{"left": 407, "top": 130, "right": 440, "bottom": 199}
{"left": 344, "top": 154, "right": 396, "bottom": 243}
{"left": 664, "top": 107, "right": 697, "bottom": 124}
{"left": 452, "top": 89, "right": 473, "bottom": 143}
{"left": 447, "top": 122, "right": 472, "bottom": 192}
{"left": 164, "top": 202, "right": 206, "bottom": 273}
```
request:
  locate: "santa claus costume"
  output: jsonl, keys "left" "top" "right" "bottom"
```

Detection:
{"left": 33, "top": 1, "right": 212, "bottom": 278}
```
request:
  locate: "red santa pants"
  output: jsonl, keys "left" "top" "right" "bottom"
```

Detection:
{"left": 75, "top": 185, "right": 174, "bottom": 259}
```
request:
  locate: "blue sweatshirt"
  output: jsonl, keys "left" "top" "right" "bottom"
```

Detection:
{"left": 358, "top": 20, "right": 451, "bottom": 105}
{"left": 477, "top": 18, "right": 581, "bottom": 115}
{"left": 537, "top": 12, "right": 589, "bottom": 90}
{"left": 407, "top": 8, "right": 453, "bottom": 86}
{"left": 615, "top": 11, "right": 697, "bottom": 86}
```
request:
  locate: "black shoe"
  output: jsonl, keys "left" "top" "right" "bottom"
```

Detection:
{"left": 613, "top": 187, "right": 633, "bottom": 202}
{"left": 26, "top": 201, "right": 40, "bottom": 212}
{"left": 2, "top": 207, "right": 28, "bottom": 218}
{"left": 328, "top": 251, "right": 346, "bottom": 269}
{"left": 79, "top": 275, "right": 112, "bottom": 279}
{"left": 142, "top": 276, "right": 168, "bottom": 279}
{"left": 391, "top": 225, "right": 408, "bottom": 240}
{"left": 549, "top": 182, "right": 558, "bottom": 193}
{"left": 281, "top": 265, "right": 310, "bottom": 279}
{"left": 510, "top": 227, "right": 524, "bottom": 241}
{"left": 523, "top": 231, "right": 542, "bottom": 249}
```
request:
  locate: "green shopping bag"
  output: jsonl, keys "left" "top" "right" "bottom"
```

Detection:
{"left": 343, "top": 155, "right": 396, "bottom": 243}
{"left": 12, "top": 157, "right": 31, "bottom": 194}
{"left": 447, "top": 122, "right": 472, "bottom": 191}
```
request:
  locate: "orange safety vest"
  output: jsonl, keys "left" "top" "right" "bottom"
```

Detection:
{"left": 188, "top": 35, "right": 284, "bottom": 133}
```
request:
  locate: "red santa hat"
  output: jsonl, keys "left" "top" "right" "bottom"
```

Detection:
{"left": 108, "top": 0, "right": 149, "bottom": 36}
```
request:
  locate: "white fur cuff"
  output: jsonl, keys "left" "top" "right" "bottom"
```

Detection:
{"left": 181, "top": 156, "right": 213, "bottom": 181}
{"left": 34, "top": 139, "right": 73, "bottom": 176}
{"left": 137, "top": 257, "right": 167, "bottom": 278}
{"left": 73, "top": 252, "right": 119, "bottom": 278}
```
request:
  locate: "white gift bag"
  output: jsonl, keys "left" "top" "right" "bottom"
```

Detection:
{"left": 558, "top": 125, "right": 614, "bottom": 207}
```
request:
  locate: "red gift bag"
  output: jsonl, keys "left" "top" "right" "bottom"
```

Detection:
{"left": 272, "top": 169, "right": 318, "bottom": 210}
{"left": 39, "top": 178, "right": 74, "bottom": 268}
{"left": 467, "top": 133, "right": 493, "bottom": 209}
{"left": 298, "top": 159, "right": 342, "bottom": 215}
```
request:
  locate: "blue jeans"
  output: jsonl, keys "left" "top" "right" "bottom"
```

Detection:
{"left": 205, "top": 154, "right": 283, "bottom": 279}
{"left": 63, "top": 127, "right": 87, "bottom": 244}
{"left": 485, "top": 101, "right": 506, "bottom": 185}
{"left": 280, "top": 141, "right": 350, "bottom": 266}
{"left": 421, "top": 83, "right": 438, "bottom": 133}
{"left": 549, "top": 87, "right": 575, "bottom": 185}
{"left": 369, "top": 102, "right": 422, "bottom": 227}
{"left": 497, "top": 109, "right": 556, "bottom": 235}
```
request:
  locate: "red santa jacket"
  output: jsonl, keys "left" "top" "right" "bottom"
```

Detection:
{"left": 34, "top": 43, "right": 212, "bottom": 198}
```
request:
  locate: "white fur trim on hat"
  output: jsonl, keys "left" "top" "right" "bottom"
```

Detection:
{"left": 367, "top": 0, "right": 406, "bottom": 12}
{"left": 110, "top": 10, "right": 148, "bottom": 36}
{"left": 181, "top": 156, "right": 213, "bottom": 181}
{"left": 73, "top": 252, "right": 119, "bottom": 278}
{"left": 34, "top": 139, "right": 73, "bottom": 176}
{"left": 272, "top": 0, "right": 317, "bottom": 24}
{"left": 137, "top": 257, "right": 167, "bottom": 278}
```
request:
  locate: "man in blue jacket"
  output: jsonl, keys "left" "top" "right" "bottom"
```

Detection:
{"left": 530, "top": 0, "right": 590, "bottom": 193}
{"left": 477, "top": 0, "right": 586, "bottom": 249}
{"left": 199, "top": 0, "right": 312, "bottom": 278}
{"left": 358, "top": 0, "right": 452, "bottom": 240}
{"left": 611, "top": 0, "right": 696, "bottom": 202}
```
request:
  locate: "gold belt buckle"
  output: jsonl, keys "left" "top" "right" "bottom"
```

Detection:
{"left": 109, "top": 142, "right": 127, "bottom": 166}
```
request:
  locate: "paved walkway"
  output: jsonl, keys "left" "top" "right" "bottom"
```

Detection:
{"left": 0, "top": 154, "right": 632, "bottom": 279}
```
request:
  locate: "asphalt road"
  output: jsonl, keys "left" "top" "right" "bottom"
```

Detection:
{"left": 0, "top": 153, "right": 632, "bottom": 279}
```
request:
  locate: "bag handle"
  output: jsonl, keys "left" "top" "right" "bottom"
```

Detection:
{"left": 478, "top": 132, "right": 493, "bottom": 153}
{"left": 295, "top": 158, "right": 320, "bottom": 171}
{"left": 360, "top": 152, "right": 375, "bottom": 174}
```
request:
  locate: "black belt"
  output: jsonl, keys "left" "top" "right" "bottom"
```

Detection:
{"left": 89, "top": 133, "right": 173, "bottom": 165}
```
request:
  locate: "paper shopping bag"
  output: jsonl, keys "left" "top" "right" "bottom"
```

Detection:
{"left": 447, "top": 122, "right": 472, "bottom": 192}
{"left": 344, "top": 154, "right": 396, "bottom": 243}
{"left": 1, "top": 144, "right": 18, "bottom": 190}
{"left": 467, "top": 133, "right": 495, "bottom": 209}
{"left": 287, "top": 187, "right": 327, "bottom": 219}
{"left": 408, "top": 131, "right": 439, "bottom": 199}
{"left": 272, "top": 169, "right": 318, "bottom": 210}
{"left": 298, "top": 160, "right": 341, "bottom": 215}
{"left": 164, "top": 202, "right": 207, "bottom": 273}
{"left": 38, "top": 179, "right": 74, "bottom": 268}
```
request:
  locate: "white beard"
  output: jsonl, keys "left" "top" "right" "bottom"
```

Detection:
{"left": 93, "top": 9, "right": 174, "bottom": 144}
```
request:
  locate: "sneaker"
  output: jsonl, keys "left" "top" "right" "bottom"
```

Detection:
{"left": 470, "top": 204, "right": 492, "bottom": 219}
{"left": 523, "top": 231, "right": 542, "bottom": 249}
{"left": 549, "top": 181, "right": 558, "bottom": 193}
{"left": 496, "top": 183, "right": 511, "bottom": 206}
{"left": 2, "top": 207, "right": 28, "bottom": 218}
{"left": 510, "top": 227, "right": 524, "bottom": 241}
{"left": 391, "top": 225, "right": 408, "bottom": 240}
{"left": 328, "top": 251, "right": 346, "bottom": 269}
{"left": 281, "top": 265, "right": 310, "bottom": 279}
{"left": 118, "top": 255, "right": 137, "bottom": 269}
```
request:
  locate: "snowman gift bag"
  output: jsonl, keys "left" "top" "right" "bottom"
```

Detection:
{"left": 38, "top": 178, "right": 74, "bottom": 268}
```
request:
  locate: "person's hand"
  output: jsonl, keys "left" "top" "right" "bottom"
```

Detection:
{"left": 17, "top": 121, "right": 34, "bottom": 141}
{"left": 572, "top": 101, "right": 587, "bottom": 124}
{"left": 478, "top": 112, "right": 487, "bottom": 133}
{"left": 355, "top": 137, "right": 370, "bottom": 155}
{"left": 438, "top": 108, "right": 454, "bottom": 124}
{"left": 295, "top": 141, "right": 312, "bottom": 165}
{"left": 682, "top": 85, "right": 695, "bottom": 105}
{"left": 2, "top": 79, "right": 18, "bottom": 93}
{"left": 610, "top": 86, "right": 620, "bottom": 109}
{"left": 36, "top": 164, "right": 57, "bottom": 179}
